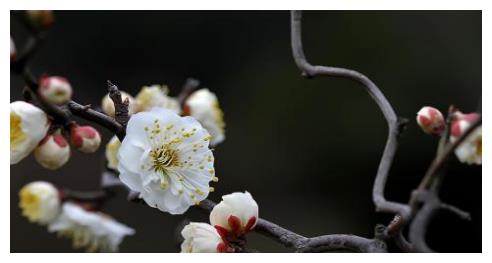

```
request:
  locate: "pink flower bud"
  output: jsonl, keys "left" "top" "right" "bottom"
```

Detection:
{"left": 70, "top": 125, "right": 101, "bottom": 153}
{"left": 416, "top": 106, "right": 445, "bottom": 135}
{"left": 39, "top": 76, "right": 73, "bottom": 105}
{"left": 34, "top": 131, "right": 70, "bottom": 170}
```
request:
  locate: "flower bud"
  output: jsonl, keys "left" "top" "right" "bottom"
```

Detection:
{"left": 101, "top": 91, "right": 136, "bottom": 117}
{"left": 10, "top": 36, "right": 16, "bottom": 62}
{"left": 25, "top": 10, "right": 54, "bottom": 30}
{"left": 416, "top": 106, "right": 445, "bottom": 135}
{"left": 70, "top": 125, "right": 101, "bottom": 153}
{"left": 19, "top": 181, "right": 60, "bottom": 225}
{"left": 34, "top": 130, "right": 70, "bottom": 170}
{"left": 11, "top": 101, "right": 49, "bottom": 164}
{"left": 210, "top": 192, "right": 259, "bottom": 237}
{"left": 184, "top": 88, "right": 225, "bottom": 146}
{"left": 181, "top": 222, "right": 230, "bottom": 253}
{"left": 38, "top": 76, "right": 73, "bottom": 105}
{"left": 450, "top": 112, "right": 481, "bottom": 165}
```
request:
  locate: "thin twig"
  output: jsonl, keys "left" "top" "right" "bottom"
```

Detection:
{"left": 290, "top": 11, "right": 410, "bottom": 221}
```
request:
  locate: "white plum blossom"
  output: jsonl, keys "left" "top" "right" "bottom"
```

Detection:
{"left": 134, "top": 85, "right": 181, "bottom": 113}
{"left": 48, "top": 202, "right": 135, "bottom": 252}
{"left": 210, "top": 191, "right": 259, "bottom": 236}
{"left": 185, "top": 88, "right": 225, "bottom": 146}
{"left": 70, "top": 125, "right": 102, "bottom": 153}
{"left": 180, "top": 222, "right": 229, "bottom": 253}
{"left": 34, "top": 130, "right": 71, "bottom": 170}
{"left": 451, "top": 112, "right": 481, "bottom": 165}
{"left": 19, "top": 181, "right": 60, "bottom": 225}
{"left": 38, "top": 76, "right": 73, "bottom": 105}
{"left": 11, "top": 101, "right": 49, "bottom": 164}
{"left": 416, "top": 106, "right": 445, "bottom": 135}
{"left": 105, "top": 135, "right": 121, "bottom": 170}
{"left": 118, "top": 108, "right": 216, "bottom": 214}
{"left": 101, "top": 91, "right": 136, "bottom": 117}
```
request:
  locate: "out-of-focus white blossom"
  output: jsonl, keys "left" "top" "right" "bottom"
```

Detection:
{"left": 38, "top": 76, "right": 73, "bottom": 105}
{"left": 26, "top": 10, "right": 54, "bottom": 29}
{"left": 416, "top": 106, "right": 445, "bottom": 135}
{"left": 48, "top": 202, "right": 135, "bottom": 252}
{"left": 180, "top": 222, "right": 229, "bottom": 253}
{"left": 105, "top": 136, "right": 121, "bottom": 170}
{"left": 11, "top": 101, "right": 49, "bottom": 164}
{"left": 19, "top": 181, "right": 60, "bottom": 225}
{"left": 34, "top": 130, "right": 70, "bottom": 170}
{"left": 101, "top": 91, "right": 136, "bottom": 117}
{"left": 210, "top": 192, "right": 258, "bottom": 236}
{"left": 134, "top": 85, "right": 181, "bottom": 113}
{"left": 185, "top": 89, "right": 225, "bottom": 146}
{"left": 70, "top": 125, "right": 101, "bottom": 153}
{"left": 118, "top": 108, "right": 216, "bottom": 214}
{"left": 451, "top": 112, "right": 481, "bottom": 165}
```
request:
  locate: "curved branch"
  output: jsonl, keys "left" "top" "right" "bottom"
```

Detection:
{"left": 198, "top": 199, "right": 385, "bottom": 252}
{"left": 290, "top": 10, "right": 410, "bottom": 221}
{"left": 298, "top": 234, "right": 386, "bottom": 253}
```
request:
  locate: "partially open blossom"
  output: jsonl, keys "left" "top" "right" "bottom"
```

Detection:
{"left": 450, "top": 112, "right": 481, "bottom": 165}
{"left": 38, "top": 76, "right": 73, "bottom": 105}
{"left": 10, "top": 36, "right": 16, "bottom": 62}
{"left": 184, "top": 89, "right": 225, "bottom": 146}
{"left": 48, "top": 202, "right": 135, "bottom": 252}
{"left": 19, "top": 181, "right": 60, "bottom": 225}
{"left": 134, "top": 85, "right": 181, "bottom": 113}
{"left": 70, "top": 125, "right": 101, "bottom": 153}
{"left": 101, "top": 91, "right": 136, "bottom": 117}
{"left": 11, "top": 101, "right": 49, "bottom": 164}
{"left": 25, "top": 10, "right": 54, "bottom": 30}
{"left": 181, "top": 222, "right": 230, "bottom": 253}
{"left": 210, "top": 192, "right": 259, "bottom": 236}
{"left": 34, "top": 130, "right": 70, "bottom": 170}
{"left": 416, "top": 106, "right": 445, "bottom": 135}
{"left": 118, "top": 108, "right": 216, "bottom": 214}
{"left": 105, "top": 136, "right": 121, "bottom": 170}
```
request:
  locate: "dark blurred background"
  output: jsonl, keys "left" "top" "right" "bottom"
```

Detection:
{"left": 10, "top": 11, "right": 481, "bottom": 252}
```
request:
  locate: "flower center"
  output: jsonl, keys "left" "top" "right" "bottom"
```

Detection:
{"left": 10, "top": 112, "right": 26, "bottom": 149}
{"left": 150, "top": 145, "right": 179, "bottom": 175}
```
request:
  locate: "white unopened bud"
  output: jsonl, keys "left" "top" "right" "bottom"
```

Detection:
{"left": 180, "top": 222, "right": 229, "bottom": 253}
{"left": 34, "top": 130, "right": 70, "bottom": 170}
{"left": 101, "top": 91, "right": 135, "bottom": 117}
{"left": 19, "top": 181, "right": 60, "bottom": 225}
{"left": 210, "top": 191, "right": 259, "bottom": 237}
{"left": 38, "top": 76, "right": 73, "bottom": 105}
{"left": 70, "top": 125, "right": 101, "bottom": 153}
{"left": 451, "top": 112, "right": 481, "bottom": 165}
{"left": 416, "top": 106, "right": 445, "bottom": 135}
{"left": 25, "top": 10, "right": 54, "bottom": 30}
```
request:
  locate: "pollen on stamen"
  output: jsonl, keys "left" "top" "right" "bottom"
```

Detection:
{"left": 211, "top": 176, "right": 219, "bottom": 182}
{"left": 209, "top": 187, "right": 215, "bottom": 192}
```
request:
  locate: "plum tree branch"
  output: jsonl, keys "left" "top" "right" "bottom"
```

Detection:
{"left": 290, "top": 10, "right": 411, "bottom": 221}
